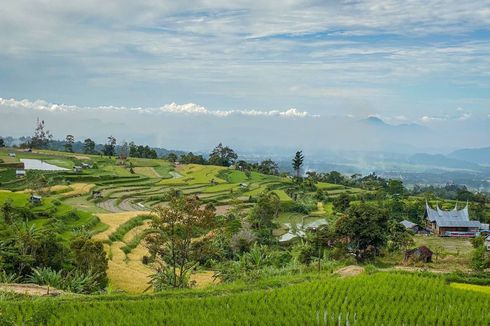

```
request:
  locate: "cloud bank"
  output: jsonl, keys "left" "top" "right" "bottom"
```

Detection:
{"left": 0, "top": 98, "right": 314, "bottom": 118}
{"left": 1, "top": 97, "right": 488, "bottom": 154}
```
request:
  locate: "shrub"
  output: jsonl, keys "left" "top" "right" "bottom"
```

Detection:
{"left": 28, "top": 267, "right": 63, "bottom": 289}
{"left": 0, "top": 270, "right": 20, "bottom": 283}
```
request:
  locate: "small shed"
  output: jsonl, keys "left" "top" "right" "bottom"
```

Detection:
{"left": 73, "top": 166, "right": 82, "bottom": 173}
{"left": 400, "top": 220, "right": 431, "bottom": 235}
{"left": 404, "top": 246, "right": 433, "bottom": 263}
{"left": 81, "top": 163, "right": 92, "bottom": 169}
{"left": 485, "top": 236, "right": 490, "bottom": 251}
{"left": 30, "top": 194, "right": 42, "bottom": 204}
{"left": 16, "top": 169, "right": 26, "bottom": 178}
{"left": 92, "top": 190, "right": 102, "bottom": 199}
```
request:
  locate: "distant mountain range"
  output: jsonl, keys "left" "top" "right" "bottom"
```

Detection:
{"left": 448, "top": 147, "right": 490, "bottom": 166}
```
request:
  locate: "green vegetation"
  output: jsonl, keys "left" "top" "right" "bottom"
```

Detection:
{"left": 0, "top": 273, "right": 488, "bottom": 325}
{"left": 0, "top": 145, "right": 489, "bottom": 325}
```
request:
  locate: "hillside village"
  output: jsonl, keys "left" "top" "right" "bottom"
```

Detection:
{"left": 1, "top": 133, "right": 489, "bottom": 295}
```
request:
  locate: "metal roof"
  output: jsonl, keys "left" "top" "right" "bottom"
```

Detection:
{"left": 400, "top": 220, "right": 418, "bottom": 229}
{"left": 425, "top": 202, "right": 482, "bottom": 228}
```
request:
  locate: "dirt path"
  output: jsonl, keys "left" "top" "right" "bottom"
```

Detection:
{"left": 0, "top": 283, "right": 66, "bottom": 296}
{"left": 335, "top": 265, "right": 365, "bottom": 277}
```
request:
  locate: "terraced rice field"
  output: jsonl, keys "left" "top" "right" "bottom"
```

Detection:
{"left": 0, "top": 148, "right": 365, "bottom": 294}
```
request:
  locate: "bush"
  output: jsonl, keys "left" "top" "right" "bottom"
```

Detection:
{"left": 0, "top": 270, "right": 20, "bottom": 283}
{"left": 471, "top": 245, "right": 490, "bottom": 271}
{"left": 446, "top": 271, "right": 490, "bottom": 286}
{"left": 28, "top": 267, "right": 63, "bottom": 289}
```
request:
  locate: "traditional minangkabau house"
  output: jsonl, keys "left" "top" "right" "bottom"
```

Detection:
{"left": 425, "top": 202, "right": 483, "bottom": 237}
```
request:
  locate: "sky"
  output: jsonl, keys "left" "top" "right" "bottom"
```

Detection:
{"left": 0, "top": 1, "right": 489, "bottom": 153}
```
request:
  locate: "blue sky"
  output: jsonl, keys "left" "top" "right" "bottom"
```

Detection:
{"left": 0, "top": 1, "right": 489, "bottom": 152}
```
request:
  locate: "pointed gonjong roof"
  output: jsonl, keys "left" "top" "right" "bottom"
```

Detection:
{"left": 425, "top": 202, "right": 481, "bottom": 228}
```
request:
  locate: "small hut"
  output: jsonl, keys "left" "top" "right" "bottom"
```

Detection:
{"left": 16, "top": 169, "right": 26, "bottom": 178}
{"left": 30, "top": 194, "right": 42, "bottom": 204}
{"left": 92, "top": 190, "right": 102, "bottom": 199}
{"left": 404, "top": 246, "right": 433, "bottom": 263}
{"left": 400, "top": 220, "right": 431, "bottom": 235}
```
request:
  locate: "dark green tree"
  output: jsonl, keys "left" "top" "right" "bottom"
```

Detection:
{"left": 292, "top": 151, "right": 304, "bottom": 178}
{"left": 335, "top": 203, "right": 389, "bottom": 261}
{"left": 83, "top": 138, "right": 96, "bottom": 154}
{"left": 333, "top": 193, "right": 351, "bottom": 213}
{"left": 180, "top": 152, "right": 207, "bottom": 164}
{"left": 30, "top": 118, "right": 52, "bottom": 149}
{"left": 1, "top": 199, "right": 15, "bottom": 224}
{"left": 208, "top": 143, "right": 238, "bottom": 167}
{"left": 165, "top": 153, "right": 178, "bottom": 163}
{"left": 103, "top": 136, "right": 117, "bottom": 157}
{"left": 258, "top": 159, "right": 279, "bottom": 175}
{"left": 146, "top": 195, "right": 215, "bottom": 289}
{"left": 0, "top": 137, "right": 5, "bottom": 147}
{"left": 387, "top": 180, "right": 405, "bottom": 196}
{"left": 248, "top": 192, "right": 280, "bottom": 243}
{"left": 64, "top": 135, "right": 75, "bottom": 152}
{"left": 70, "top": 237, "right": 109, "bottom": 288}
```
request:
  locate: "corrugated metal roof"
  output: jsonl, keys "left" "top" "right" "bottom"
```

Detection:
{"left": 400, "top": 220, "right": 417, "bottom": 228}
{"left": 425, "top": 202, "right": 482, "bottom": 229}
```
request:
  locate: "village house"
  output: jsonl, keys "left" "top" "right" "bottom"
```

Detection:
{"left": 73, "top": 166, "right": 83, "bottom": 173}
{"left": 425, "top": 202, "right": 483, "bottom": 237}
{"left": 279, "top": 219, "right": 328, "bottom": 243}
{"left": 15, "top": 169, "right": 26, "bottom": 178}
{"left": 30, "top": 194, "right": 42, "bottom": 204}
{"left": 400, "top": 220, "right": 431, "bottom": 235}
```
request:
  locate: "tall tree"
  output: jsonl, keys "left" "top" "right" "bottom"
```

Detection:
{"left": 292, "top": 150, "right": 304, "bottom": 178}
{"left": 208, "top": 143, "right": 238, "bottom": 167}
{"left": 64, "top": 135, "right": 75, "bottom": 152}
{"left": 118, "top": 141, "right": 129, "bottom": 159}
{"left": 30, "top": 118, "right": 52, "bottom": 149}
{"left": 258, "top": 159, "right": 279, "bottom": 175}
{"left": 248, "top": 192, "right": 280, "bottom": 243}
{"left": 103, "top": 136, "right": 116, "bottom": 157}
{"left": 146, "top": 194, "right": 215, "bottom": 289}
{"left": 83, "top": 138, "right": 96, "bottom": 154}
{"left": 70, "top": 237, "right": 109, "bottom": 288}
{"left": 335, "top": 203, "right": 389, "bottom": 261}
{"left": 1, "top": 199, "right": 14, "bottom": 224}
{"left": 0, "top": 137, "right": 5, "bottom": 147}
{"left": 165, "top": 153, "right": 178, "bottom": 163}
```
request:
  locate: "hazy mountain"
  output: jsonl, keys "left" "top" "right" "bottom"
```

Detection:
{"left": 408, "top": 153, "right": 481, "bottom": 170}
{"left": 448, "top": 147, "right": 490, "bottom": 166}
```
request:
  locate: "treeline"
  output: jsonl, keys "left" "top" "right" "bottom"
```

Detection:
{"left": 163, "top": 143, "right": 281, "bottom": 176}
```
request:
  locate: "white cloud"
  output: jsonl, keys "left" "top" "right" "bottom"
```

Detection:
{"left": 0, "top": 98, "right": 316, "bottom": 119}
{"left": 420, "top": 115, "right": 445, "bottom": 123}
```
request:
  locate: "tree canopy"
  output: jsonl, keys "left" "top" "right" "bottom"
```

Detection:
{"left": 208, "top": 143, "right": 238, "bottom": 167}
